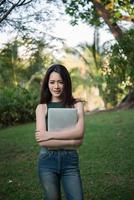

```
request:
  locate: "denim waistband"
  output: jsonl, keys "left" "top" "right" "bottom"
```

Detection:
{"left": 40, "top": 147, "right": 77, "bottom": 152}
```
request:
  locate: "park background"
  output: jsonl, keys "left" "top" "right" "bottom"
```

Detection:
{"left": 0, "top": 1, "right": 134, "bottom": 200}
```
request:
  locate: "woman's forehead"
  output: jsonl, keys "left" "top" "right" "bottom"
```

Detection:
{"left": 49, "top": 72, "right": 63, "bottom": 80}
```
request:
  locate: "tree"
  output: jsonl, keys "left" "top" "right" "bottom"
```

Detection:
{"left": 58, "top": 42, "right": 104, "bottom": 110}
{"left": 0, "top": 40, "right": 19, "bottom": 86}
{"left": 0, "top": 0, "right": 34, "bottom": 24}
{"left": 100, "top": 28, "right": 134, "bottom": 107}
{"left": 59, "top": 0, "right": 134, "bottom": 106}
{"left": 0, "top": 0, "right": 40, "bottom": 33}
{"left": 24, "top": 38, "right": 54, "bottom": 90}
{"left": 0, "top": 38, "right": 53, "bottom": 89}
{"left": 62, "top": 0, "right": 134, "bottom": 42}
{"left": 0, "top": 0, "right": 64, "bottom": 40}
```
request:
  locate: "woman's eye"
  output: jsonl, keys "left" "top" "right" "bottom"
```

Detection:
{"left": 49, "top": 81, "right": 54, "bottom": 84}
{"left": 49, "top": 81, "right": 63, "bottom": 85}
{"left": 59, "top": 81, "right": 63, "bottom": 84}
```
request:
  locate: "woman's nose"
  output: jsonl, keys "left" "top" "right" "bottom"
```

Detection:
{"left": 54, "top": 82, "right": 59, "bottom": 88}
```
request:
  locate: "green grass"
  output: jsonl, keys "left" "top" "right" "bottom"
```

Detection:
{"left": 0, "top": 109, "right": 134, "bottom": 200}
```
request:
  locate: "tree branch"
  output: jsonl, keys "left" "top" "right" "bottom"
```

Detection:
{"left": 18, "top": 0, "right": 33, "bottom": 6}
{"left": 0, "top": 0, "right": 6, "bottom": 6}
{"left": 0, "top": 0, "right": 34, "bottom": 24}
{"left": 91, "top": 0, "right": 123, "bottom": 41}
{"left": 0, "top": 3, "right": 17, "bottom": 23}
{"left": 120, "top": 15, "right": 134, "bottom": 22}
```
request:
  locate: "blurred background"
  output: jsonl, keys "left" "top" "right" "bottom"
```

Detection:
{"left": 0, "top": 0, "right": 134, "bottom": 126}
{"left": 0, "top": 2, "right": 134, "bottom": 200}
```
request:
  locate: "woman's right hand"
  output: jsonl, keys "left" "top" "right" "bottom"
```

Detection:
{"left": 35, "top": 130, "right": 51, "bottom": 142}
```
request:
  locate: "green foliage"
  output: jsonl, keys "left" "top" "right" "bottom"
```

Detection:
{"left": 70, "top": 67, "right": 85, "bottom": 92}
{"left": 0, "top": 38, "right": 53, "bottom": 89}
{"left": 61, "top": 43, "right": 101, "bottom": 95}
{"left": 65, "top": 0, "right": 101, "bottom": 26}
{"left": 0, "top": 41, "right": 19, "bottom": 86}
{"left": 21, "top": 38, "right": 53, "bottom": 90}
{"left": 0, "top": 87, "right": 39, "bottom": 127}
{"left": 100, "top": 29, "right": 134, "bottom": 106}
{"left": 64, "top": 0, "right": 134, "bottom": 26}
{"left": 0, "top": 109, "right": 134, "bottom": 199}
{"left": 60, "top": 0, "right": 134, "bottom": 107}
{"left": 0, "top": 38, "right": 54, "bottom": 127}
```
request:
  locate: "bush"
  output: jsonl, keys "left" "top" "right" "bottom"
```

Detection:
{"left": 0, "top": 87, "right": 39, "bottom": 127}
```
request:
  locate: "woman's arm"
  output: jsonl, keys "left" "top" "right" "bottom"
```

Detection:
{"left": 35, "top": 103, "right": 47, "bottom": 134}
{"left": 38, "top": 138, "right": 83, "bottom": 148}
{"left": 43, "top": 102, "right": 84, "bottom": 140}
{"left": 35, "top": 104, "right": 83, "bottom": 147}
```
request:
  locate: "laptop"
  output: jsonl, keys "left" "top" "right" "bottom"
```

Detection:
{"left": 48, "top": 108, "right": 77, "bottom": 131}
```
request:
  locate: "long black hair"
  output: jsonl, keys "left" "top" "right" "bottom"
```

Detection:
{"left": 40, "top": 64, "right": 77, "bottom": 107}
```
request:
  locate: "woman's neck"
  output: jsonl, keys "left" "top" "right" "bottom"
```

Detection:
{"left": 51, "top": 97, "right": 62, "bottom": 103}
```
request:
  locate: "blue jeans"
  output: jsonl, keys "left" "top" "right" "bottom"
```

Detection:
{"left": 38, "top": 148, "right": 84, "bottom": 200}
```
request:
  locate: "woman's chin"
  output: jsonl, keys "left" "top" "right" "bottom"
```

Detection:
{"left": 53, "top": 92, "right": 62, "bottom": 97}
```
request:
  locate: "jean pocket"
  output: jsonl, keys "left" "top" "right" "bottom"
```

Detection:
{"left": 67, "top": 150, "right": 79, "bottom": 160}
{"left": 39, "top": 149, "right": 51, "bottom": 160}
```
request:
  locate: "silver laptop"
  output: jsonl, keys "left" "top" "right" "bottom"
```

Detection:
{"left": 48, "top": 108, "right": 77, "bottom": 131}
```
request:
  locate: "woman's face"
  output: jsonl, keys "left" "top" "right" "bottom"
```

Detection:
{"left": 48, "top": 72, "right": 64, "bottom": 101}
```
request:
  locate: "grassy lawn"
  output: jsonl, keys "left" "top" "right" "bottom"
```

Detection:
{"left": 0, "top": 109, "right": 134, "bottom": 200}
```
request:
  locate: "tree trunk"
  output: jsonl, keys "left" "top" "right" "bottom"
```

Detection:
{"left": 92, "top": 0, "right": 123, "bottom": 41}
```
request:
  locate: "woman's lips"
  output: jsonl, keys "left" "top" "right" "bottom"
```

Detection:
{"left": 53, "top": 90, "right": 61, "bottom": 93}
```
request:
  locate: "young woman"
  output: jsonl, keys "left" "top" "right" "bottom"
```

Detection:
{"left": 35, "top": 64, "right": 84, "bottom": 200}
